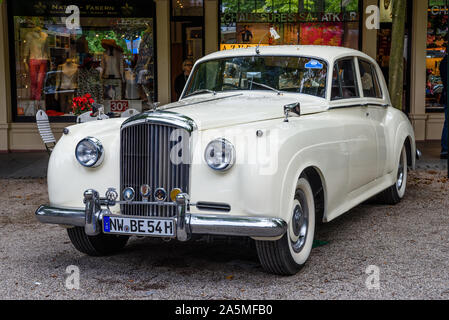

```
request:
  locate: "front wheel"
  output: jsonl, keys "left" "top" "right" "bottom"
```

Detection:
{"left": 67, "top": 227, "right": 129, "bottom": 256}
{"left": 255, "top": 177, "right": 315, "bottom": 275}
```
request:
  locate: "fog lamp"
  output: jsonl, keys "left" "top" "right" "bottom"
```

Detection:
{"left": 170, "top": 188, "right": 182, "bottom": 202}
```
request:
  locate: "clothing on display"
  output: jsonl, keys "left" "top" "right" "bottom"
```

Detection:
{"left": 56, "top": 59, "right": 79, "bottom": 113}
{"left": 101, "top": 39, "right": 125, "bottom": 81}
{"left": 24, "top": 28, "right": 50, "bottom": 101}
{"left": 125, "top": 69, "right": 140, "bottom": 100}
{"left": 23, "top": 28, "right": 50, "bottom": 60}
{"left": 77, "top": 67, "right": 103, "bottom": 104}
{"left": 29, "top": 59, "right": 47, "bottom": 101}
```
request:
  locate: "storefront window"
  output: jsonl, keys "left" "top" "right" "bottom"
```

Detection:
{"left": 9, "top": 0, "right": 156, "bottom": 121}
{"left": 426, "top": 0, "right": 448, "bottom": 112}
{"left": 220, "top": 0, "right": 360, "bottom": 51}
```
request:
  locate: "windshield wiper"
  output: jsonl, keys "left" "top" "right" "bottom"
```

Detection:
{"left": 183, "top": 89, "right": 216, "bottom": 98}
{"left": 249, "top": 80, "right": 281, "bottom": 95}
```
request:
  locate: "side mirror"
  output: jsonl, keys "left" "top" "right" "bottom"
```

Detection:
{"left": 283, "top": 102, "right": 301, "bottom": 122}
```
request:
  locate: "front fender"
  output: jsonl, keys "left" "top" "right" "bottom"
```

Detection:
{"left": 48, "top": 118, "right": 125, "bottom": 212}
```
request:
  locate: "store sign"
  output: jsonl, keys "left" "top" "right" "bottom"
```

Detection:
{"left": 220, "top": 43, "right": 268, "bottom": 51}
{"left": 110, "top": 101, "right": 129, "bottom": 112}
{"left": 430, "top": 5, "right": 449, "bottom": 15}
{"left": 11, "top": 0, "right": 154, "bottom": 18}
{"left": 221, "top": 12, "right": 359, "bottom": 25}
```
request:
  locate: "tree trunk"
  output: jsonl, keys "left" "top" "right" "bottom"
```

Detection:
{"left": 388, "top": 0, "right": 407, "bottom": 110}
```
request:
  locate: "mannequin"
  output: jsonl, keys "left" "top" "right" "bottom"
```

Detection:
{"left": 56, "top": 58, "right": 79, "bottom": 113}
{"left": 23, "top": 25, "right": 50, "bottom": 102}
{"left": 100, "top": 39, "right": 125, "bottom": 81}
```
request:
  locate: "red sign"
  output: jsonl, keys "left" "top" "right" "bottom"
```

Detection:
{"left": 110, "top": 100, "right": 129, "bottom": 112}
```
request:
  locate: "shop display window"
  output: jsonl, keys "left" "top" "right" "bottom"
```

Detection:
{"left": 8, "top": 0, "right": 156, "bottom": 121}
{"left": 220, "top": 0, "right": 360, "bottom": 51}
{"left": 426, "top": 0, "right": 448, "bottom": 112}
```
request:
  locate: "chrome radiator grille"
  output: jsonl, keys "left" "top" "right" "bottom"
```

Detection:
{"left": 120, "top": 122, "right": 190, "bottom": 217}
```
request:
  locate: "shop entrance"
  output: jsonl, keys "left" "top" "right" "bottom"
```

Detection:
{"left": 170, "top": 1, "right": 204, "bottom": 102}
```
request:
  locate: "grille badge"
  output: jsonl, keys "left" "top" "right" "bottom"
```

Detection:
{"left": 123, "top": 187, "right": 135, "bottom": 202}
{"left": 140, "top": 184, "right": 151, "bottom": 201}
{"left": 154, "top": 188, "right": 167, "bottom": 202}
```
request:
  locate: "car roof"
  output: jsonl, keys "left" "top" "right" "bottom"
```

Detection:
{"left": 197, "top": 45, "right": 375, "bottom": 65}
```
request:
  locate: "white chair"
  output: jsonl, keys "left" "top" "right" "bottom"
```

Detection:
{"left": 36, "top": 110, "right": 56, "bottom": 154}
{"left": 121, "top": 108, "right": 140, "bottom": 118}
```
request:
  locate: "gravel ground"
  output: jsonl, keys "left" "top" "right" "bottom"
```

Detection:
{"left": 0, "top": 170, "right": 448, "bottom": 300}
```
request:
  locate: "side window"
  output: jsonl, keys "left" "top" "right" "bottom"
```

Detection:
{"left": 331, "top": 58, "right": 359, "bottom": 100}
{"left": 358, "top": 60, "right": 383, "bottom": 99}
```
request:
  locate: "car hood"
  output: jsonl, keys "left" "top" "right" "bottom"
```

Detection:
{"left": 160, "top": 92, "right": 328, "bottom": 130}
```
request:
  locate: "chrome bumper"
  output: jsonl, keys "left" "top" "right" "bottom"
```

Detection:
{"left": 35, "top": 190, "right": 287, "bottom": 241}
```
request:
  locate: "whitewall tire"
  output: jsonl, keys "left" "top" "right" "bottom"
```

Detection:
{"left": 256, "top": 177, "right": 315, "bottom": 275}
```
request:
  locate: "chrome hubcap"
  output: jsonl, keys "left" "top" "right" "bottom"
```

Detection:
{"left": 290, "top": 191, "right": 309, "bottom": 253}
{"left": 396, "top": 152, "right": 405, "bottom": 190}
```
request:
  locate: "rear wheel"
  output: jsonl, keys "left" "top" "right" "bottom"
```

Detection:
{"left": 379, "top": 145, "right": 408, "bottom": 205}
{"left": 67, "top": 227, "right": 129, "bottom": 256}
{"left": 256, "top": 177, "right": 315, "bottom": 275}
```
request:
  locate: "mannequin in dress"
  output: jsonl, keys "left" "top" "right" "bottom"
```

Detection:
{"left": 100, "top": 39, "right": 124, "bottom": 81}
{"left": 23, "top": 25, "right": 50, "bottom": 102}
{"left": 56, "top": 58, "right": 79, "bottom": 113}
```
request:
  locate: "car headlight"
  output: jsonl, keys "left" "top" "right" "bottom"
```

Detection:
{"left": 204, "top": 138, "right": 235, "bottom": 171}
{"left": 75, "top": 137, "right": 104, "bottom": 168}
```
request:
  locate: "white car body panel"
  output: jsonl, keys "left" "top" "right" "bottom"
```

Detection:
{"left": 47, "top": 46, "right": 416, "bottom": 232}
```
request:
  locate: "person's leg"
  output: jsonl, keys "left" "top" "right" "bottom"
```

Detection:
{"left": 442, "top": 104, "right": 448, "bottom": 157}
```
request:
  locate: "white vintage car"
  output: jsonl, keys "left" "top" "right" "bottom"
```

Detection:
{"left": 36, "top": 46, "right": 418, "bottom": 275}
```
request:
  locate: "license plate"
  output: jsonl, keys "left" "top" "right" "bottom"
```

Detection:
{"left": 103, "top": 216, "right": 176, "bottom": 237}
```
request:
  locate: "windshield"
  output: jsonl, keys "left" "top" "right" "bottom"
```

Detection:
{"left": 183, "top": 56, "right": 328, "bottom": 99}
